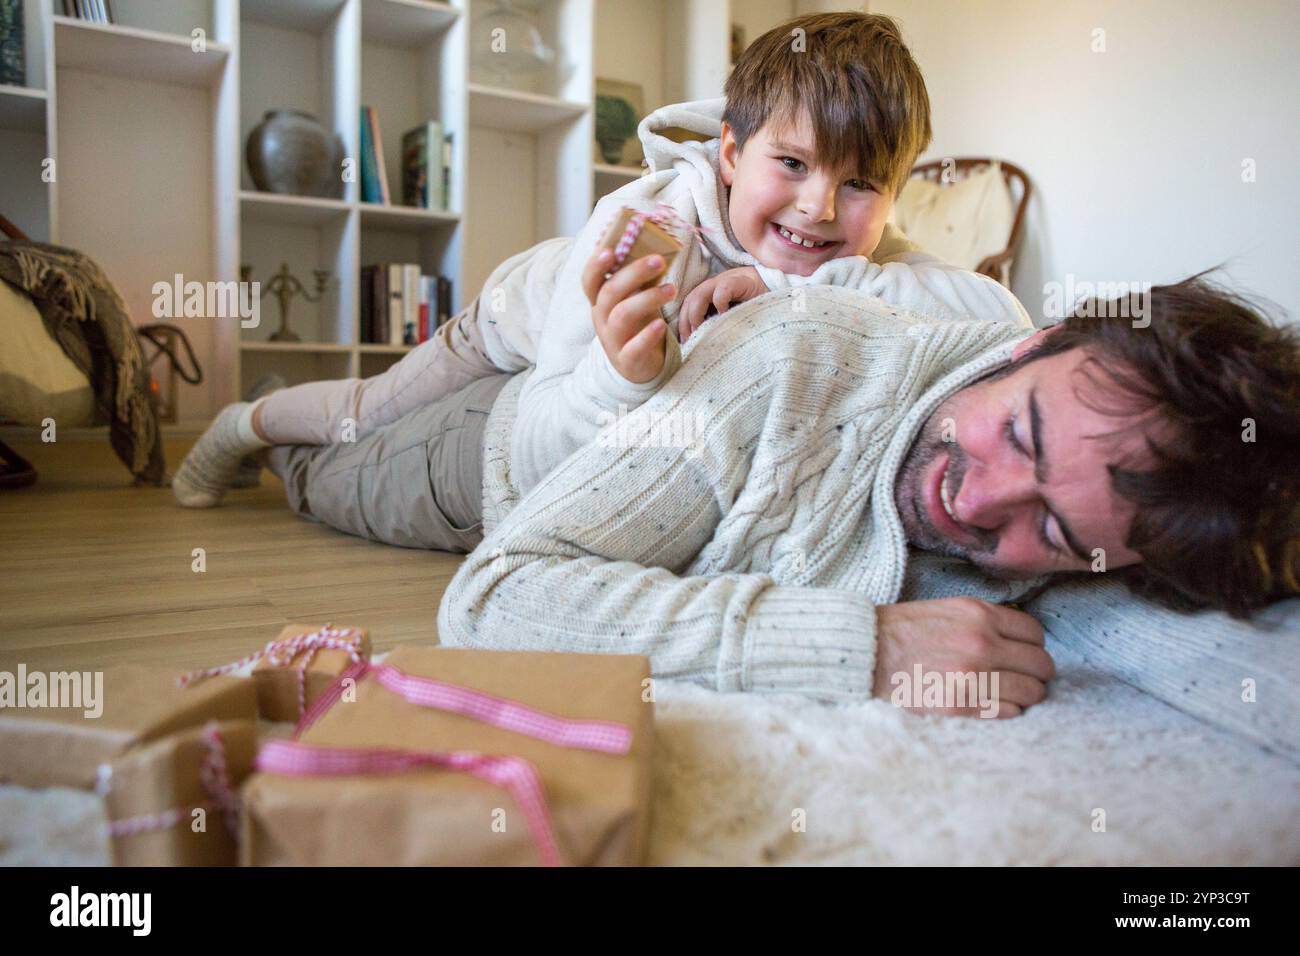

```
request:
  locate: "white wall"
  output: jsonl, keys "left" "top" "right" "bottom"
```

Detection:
{"left": 872, "top": 0, "right": 1299, "bottom": 324}
{"left": 595, "top": 0, "right": 668, "bottom": 112}
{"left": 732, "top": 0, "right": 797, "bottom": 50}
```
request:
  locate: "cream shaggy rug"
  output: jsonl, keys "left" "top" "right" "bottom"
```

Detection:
{"left": 2, "top": 639, "right": 1297, "bottom": 866}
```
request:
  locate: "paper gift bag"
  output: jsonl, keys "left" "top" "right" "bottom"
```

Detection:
{"left": 597, "top": 205, "right": 685, "bottom": 288}
{"left": 241, "top": 645, "right": 654, "bottom": 866}
{"left": 249, "top": 623, "right": 371, "bottom": 723}
{"left": 102, "top": 719, "right": 258, "bottom": 866}
{"left": 0, "top": 666, "right": 257, "bottom": 789}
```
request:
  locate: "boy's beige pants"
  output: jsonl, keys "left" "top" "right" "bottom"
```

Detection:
{"left": 257, "top": 296, "right": 514, "bottom": 552}
{"left": 266, "top": 371, "right": 514, "bottom": 552}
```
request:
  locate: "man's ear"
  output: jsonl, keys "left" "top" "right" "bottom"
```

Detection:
{"left": 1011, "top": 322, "right": 1065, "bottom": 362}
{"left": 718, "top": 121, "right": 736, "bottom": 187}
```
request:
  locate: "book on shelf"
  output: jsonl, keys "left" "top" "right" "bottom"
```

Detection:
{"left": 385, "top": 263, "right": 403, "bottom": 346}
{"left": 401, "top": 121, "right": 454, "bottom": 211}
{"left": 359, "top": 106, "right": 392, "bottom": 205}
{"left": 359, "top": 107, "right": 377, "bottom": 204}
{"left": 359, "top": 263, "right": 454, "bottom": 347}
{"left": 423, "top": 276, "right": 452, "bottom": 343}
{"left": 401, "top": 264, "right": 419, "bottom": 346}
{"left": 372, "top": 108, "right": 392, "bottom": 205}
{"left": 442, "top": 131, "right": 453, "bottom": 211}
{"left": 63, "top": 0, "right": 114, "bottom": 22}
{"left": 418, "top": 280, "right": 430, "bottom": 343}
{"left": 437, "top": 275, "right": 452, "bottom": 328}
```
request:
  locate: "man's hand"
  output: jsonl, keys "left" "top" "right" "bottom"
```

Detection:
{"left": 582, "top": 247, "right": 676, "bottom": 384}
{"left": 873, "top": 598, "right": 1055, "bottom": 718}
{"left": 679, "top": 266, "right": 768, "bottom": 343}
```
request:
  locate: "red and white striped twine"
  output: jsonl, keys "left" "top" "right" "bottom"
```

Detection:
{"left": 602, "top": 202, "right": 711, "bottom": 269}
{"left": 179, "top": 623, "right": 367, "bottom": 718}
{"left": 104, "top": 721, "right": 241, "bottom": 841}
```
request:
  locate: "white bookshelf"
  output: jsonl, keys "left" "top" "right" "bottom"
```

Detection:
{"left": 51, "top": 15, "right": 231, "bottom": 86}
{"left": 0, "top": 83, "right": 46, "bottom": 129}
{"left": 1, "top": 0, "right": 814, "bottom": 425}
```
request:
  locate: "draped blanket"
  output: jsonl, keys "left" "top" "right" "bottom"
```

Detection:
{"left": 0, "top": 242, "right": 164, "bottom": 485}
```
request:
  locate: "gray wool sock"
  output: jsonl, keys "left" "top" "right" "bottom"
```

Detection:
{"left": 172, "top": 402, "right": 269, "bottom": 508}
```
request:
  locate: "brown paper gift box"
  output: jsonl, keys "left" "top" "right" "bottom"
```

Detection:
{"left": 0, "top": 666, "right": 257, "bottom": 789}
{"left": 102, "top": 719, "right": 258, "bottom": 866}
{"left": 598, "top": 205, "right": 684, "bottom": 288}
{"left": 241, "top": 645, "right": 654, "bottom": 866}
{"left": 251, "top": 623, "right": 371, "bottom": 723}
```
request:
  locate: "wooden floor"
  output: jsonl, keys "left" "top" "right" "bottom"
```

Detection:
{"left": 0, "top": 432, "right": 465, "bottom": 673}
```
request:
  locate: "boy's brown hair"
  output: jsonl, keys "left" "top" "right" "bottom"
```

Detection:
{"left": 722, "top": 12, "right": 932, "bottom": 198}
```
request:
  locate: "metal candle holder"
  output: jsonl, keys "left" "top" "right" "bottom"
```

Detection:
{"left": 240, "top": 262, "right": 332, "bottom": 343}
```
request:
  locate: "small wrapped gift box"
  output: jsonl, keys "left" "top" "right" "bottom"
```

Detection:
{"left": 100, "top": 719, "right": 258, "bottom": 866}
{"left": 597, "top": 204, "right": 686, "bottom": 289}
{"left": 241, "top": 645, "right": 654, "bottom": 866}
{"left": 251, "top": 623, "right": 371, "bottom": 723}
{"left": 0, "top": 666, "right": 257, "bottom": 789}
{"left": 181, "top": 623, "right": 371, "bottom": 724}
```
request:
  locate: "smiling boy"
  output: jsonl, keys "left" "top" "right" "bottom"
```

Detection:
{"left": 175, "top": 12, "right": 1030, "bottom": 511}
{"left": 517, "top": 13, "right": 1033, "bottom": 492}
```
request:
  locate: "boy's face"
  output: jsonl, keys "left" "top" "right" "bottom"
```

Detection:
{"left": 718, "top": 108, "right": 895, "bottom": 276}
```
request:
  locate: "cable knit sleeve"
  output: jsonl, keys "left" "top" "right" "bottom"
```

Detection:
{"left": 438, "top": 310, "right": 882, "bottom": 702}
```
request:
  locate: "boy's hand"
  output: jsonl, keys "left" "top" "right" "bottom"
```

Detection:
{"left": 582, "top": 247, "right": 676, "bottom": 384}
{"left": 679, "top": 267, "right": 768, "bottom": 343}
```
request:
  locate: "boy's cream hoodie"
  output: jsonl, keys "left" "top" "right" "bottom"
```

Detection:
{"left": 473, "top": 97, "right": 1032, "bottom": 495}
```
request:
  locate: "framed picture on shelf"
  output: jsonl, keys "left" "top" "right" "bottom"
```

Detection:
{"left": 594, "top": 77, "right": 644, "bottom": 169}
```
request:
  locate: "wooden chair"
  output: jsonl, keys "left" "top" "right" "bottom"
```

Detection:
{"left": 0, "top": 212, "right": 30, "bottom": 241}
{"left": 907, "top": 158, "right": 1032, "bottom": 288}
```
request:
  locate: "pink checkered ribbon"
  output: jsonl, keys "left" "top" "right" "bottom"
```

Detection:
{"left": 295, "top": 660, "right": 633, "bottom": 755}
{"left": 104, "top": 721, "right": 241, "bottom": 840}
{"left": 603, "top": 202, "right": 712, "bottom": 268}
{"left": 179, "top": 623, "right": 368, "bottom": 718}
{"left": 256, "top": 739, "right": 563, "bottom": 867}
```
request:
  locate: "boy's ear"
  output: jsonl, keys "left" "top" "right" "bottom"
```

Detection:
{"left": 718, "top": 122, "right": 737, "bottom": 186}
{"left": 1011, "top": 322, "right": 1065, "bottom": 362}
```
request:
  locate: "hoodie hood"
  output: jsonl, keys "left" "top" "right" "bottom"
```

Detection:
{"left": 634, "top": 97, "right": 758, "bottom": 270}
{"left": 637, "top": 97, "right": 727, "bottom": 172}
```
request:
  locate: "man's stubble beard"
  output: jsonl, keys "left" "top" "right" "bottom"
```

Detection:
{"left": 893, "top": 397, "right": 1009, "bottom": 578}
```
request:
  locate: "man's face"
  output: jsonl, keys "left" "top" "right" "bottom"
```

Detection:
{"left": 894, "top": 343, "right": 1154, "bottom": 580}
{"left": 718, "top": 107, "right": 894, "bottom": 276}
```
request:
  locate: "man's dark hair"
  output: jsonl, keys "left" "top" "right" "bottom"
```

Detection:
{"left": 1019, "top": 269, "right": 1299, "bottom": 618}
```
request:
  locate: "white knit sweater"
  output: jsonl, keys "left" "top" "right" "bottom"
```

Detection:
{"left": 473, "top": 98, "right": 1032, "bottom": 496}
{"left": 438, "top": 287, "right": 1037, "bottom": 701}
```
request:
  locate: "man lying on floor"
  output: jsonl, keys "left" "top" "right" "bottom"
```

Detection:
{"left": 267, "top": 272, "right": 1299, "bottom": 718}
